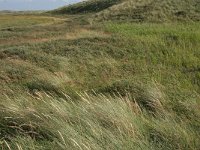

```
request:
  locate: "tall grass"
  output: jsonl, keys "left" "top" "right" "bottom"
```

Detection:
{"left": 0, "top": 86, "right": 200, "bottom": 149}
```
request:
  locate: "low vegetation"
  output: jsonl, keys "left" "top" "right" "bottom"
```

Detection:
{"left": 0, "top": 0, "right": 200, "bottom": 149}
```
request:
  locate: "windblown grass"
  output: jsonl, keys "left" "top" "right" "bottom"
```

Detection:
{"left": 1, "top": 88, "right": 200, "bottom": 150}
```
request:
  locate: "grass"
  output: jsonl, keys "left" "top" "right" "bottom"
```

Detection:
{"left": 50, "top": 0, "right": 200, "bottom": 23}
{"left": 0, "top": 14, "right": 57, "bottom": 29}
{"left": 94, "top": 0, "right": 200, "bottom": 22}
{"left": 1, "top": 91, "right": 200, "bottom": 150}
{"left": 0, "top": 6, "right": 200, "bottom": 150}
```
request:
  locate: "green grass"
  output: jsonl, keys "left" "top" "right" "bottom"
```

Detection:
{"left": 0, "top": 11, "right": 200, "bottom": 149}
{"left": 0, "top": 15, "right": 57, "bottom": 29}
{"left": 94, "top": 0, "right": 200, "bottom": 22}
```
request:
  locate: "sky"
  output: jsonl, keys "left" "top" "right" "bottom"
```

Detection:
{"left": 0, "top": 0, "right": 82, "bottom": 11}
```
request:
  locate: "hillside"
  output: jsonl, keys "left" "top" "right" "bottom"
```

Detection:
{"left": 51, "top": 0, "right": 122, "bottom": 14}
{"left": 51, "top": 0, "right": 200, "bottom": 22}
{"left": 95, "top": 0, "right": 200, "bottom": 22}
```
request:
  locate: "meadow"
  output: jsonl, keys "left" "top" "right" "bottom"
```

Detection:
{"left": 0, "top": 10, "right": 200, "bottom": 150}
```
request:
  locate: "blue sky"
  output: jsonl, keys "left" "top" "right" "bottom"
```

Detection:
{"left": 0, "top": 0, "right": 82, "bottom": 11}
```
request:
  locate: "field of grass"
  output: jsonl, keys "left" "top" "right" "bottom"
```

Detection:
{"left": 0, "top": 14, "right": 58, "bottom": 29}
{"left": 0, "top": 6, "right": 200, "bottom": 150}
